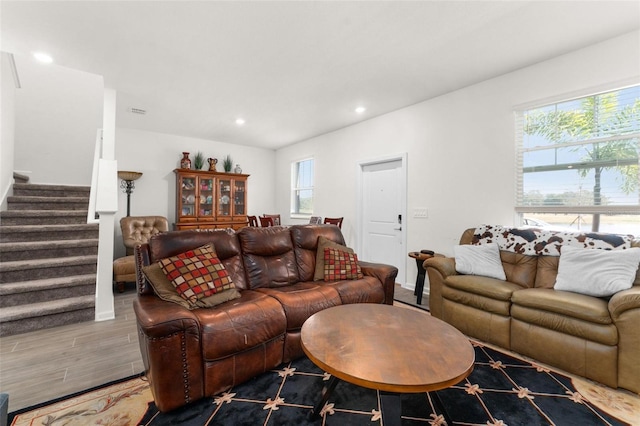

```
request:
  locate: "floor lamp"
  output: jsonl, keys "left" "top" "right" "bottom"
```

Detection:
{"left": 118, "top": 171, "right": 143, "bottom": 217}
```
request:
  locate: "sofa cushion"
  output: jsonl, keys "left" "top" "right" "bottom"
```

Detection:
{"left": 443, "top": 276, "right": 522, "bottom": 316}
{"left": 256, "top": 282, "right": 341, "bottom": 331}
{"left": 239, "top": 226, "right": 299, "bottom": 289}
{"left": 511, "top": 288, "right": 617, "bottom": 346}
{"left": 193, "top": 290, "right": 287, "bottom": 361}
{"left": 159, "top": 244, "right": 235, "bottom": 303}
{"left": 313, "top": 236, "right": 355, "bottom": 281}
{"left": 324, "top": 276, "right": 385, "bottom": 304}
{"left": 534, "top": 256, "right": 559, "bottom": 289}
{"left": 143, "top": 262, "right": 241, "bottom": 309}
{"left": 454, "top": 243, "right": 506, "bottom": 280}
{"left": 290, "top": 225, "right": 346, "bottom": 282}
{"left": 554, "top": 246, "right": 640, "bottom": 297}
{"left": 511, "top": 288, "right": 612, "bottom": 325}
{"left": 499, "top": 251, "right": 538, "bottom": 288}
{"left": 323, "top": 247, "right": 363, "bottom": 281}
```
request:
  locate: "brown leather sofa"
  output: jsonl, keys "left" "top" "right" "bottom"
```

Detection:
{"left": 133, "top": 225, "right": 398, "bottom": 412}
{"left": 113, "top": 216, "right": 168, "bottom": 292}
{"left": 425, "top": 227, "right": 640, "bottom": 394}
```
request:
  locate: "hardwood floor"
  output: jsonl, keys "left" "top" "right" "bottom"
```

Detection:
{"left": 0, "top": 289, "right": 143, "bottom": 413}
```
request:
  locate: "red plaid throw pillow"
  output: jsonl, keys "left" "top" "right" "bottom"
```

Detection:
{"left": 159, "top": 244, "right": 235, "bottom": 304}
{"left": 323, "top": 247, "right": 363, "bottom": 281}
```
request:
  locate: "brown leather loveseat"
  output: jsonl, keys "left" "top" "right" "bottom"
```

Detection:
{"left": 425, "top": 226, "right": 640, "bottom": 394}
{"left": 133, "top": 224, "right": 398, "bottom": 412}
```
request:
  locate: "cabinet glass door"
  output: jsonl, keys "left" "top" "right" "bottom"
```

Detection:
{"left": 180, "top": 176, "right": 197, "bottom": 217}
{"left": 234, "top": 180, "right": 246, "bottom": 216}
{"left": 218, "top": 179, "right": 232, "bottom": 217}
{"left": 199, "top": 177, "right": 214, "bottom": 218}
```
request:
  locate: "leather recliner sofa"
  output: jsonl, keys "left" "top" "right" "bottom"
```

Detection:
{"left": 425, "top": 227, "right": 640, "bottom": 394}
{"left": 133, "top": 225, "right": 398, "bottom": 412}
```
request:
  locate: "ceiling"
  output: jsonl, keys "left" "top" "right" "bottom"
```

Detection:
{"left": 2, "top": 1, "right": 639, "bottom": 150}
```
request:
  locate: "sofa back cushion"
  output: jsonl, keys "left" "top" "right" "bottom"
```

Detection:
{"left": 238, "top": 226, "right": 299, "bottom": 288}
{"left": 461, "top": 227, "right": 640, "bottom": 289}
{"left": 290, "top": 225, "right": 346, "bottom": 282}
{"left": 145, "top": 229, "right": 248, "bottom": 290}
{"left": 499, "top": 251, "right": 537, "bottom": 288}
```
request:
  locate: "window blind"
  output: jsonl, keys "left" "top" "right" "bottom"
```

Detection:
{"left": 515, "top": 85, "right": 640, "bottom": 215}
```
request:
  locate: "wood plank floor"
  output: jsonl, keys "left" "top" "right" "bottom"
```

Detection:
{"left": 0, "top": 289, "right": 143, "bottom": 413}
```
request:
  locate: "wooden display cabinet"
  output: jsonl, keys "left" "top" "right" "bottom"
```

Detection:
{"left": 174, "top": 169, "right": 249, "bottom": 230}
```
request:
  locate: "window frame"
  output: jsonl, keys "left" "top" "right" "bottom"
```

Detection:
{"left": 290, "top": 157, "right": 314, "bottom": 218}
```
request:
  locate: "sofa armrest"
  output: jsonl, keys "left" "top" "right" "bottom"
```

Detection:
{"left": 359, "top": 261, "right": 398, "bottom": 305}
{"left": 609, "top": 286, "right": 640, "bottom": 319}
{"left": 608, "top": 286, "right": 640, "bottom": 394}
{"left": 424, "top": 256, "right": 457, "bottom": 319}
{"left": 133, "top": 295, "right": 204, "bottom": 412}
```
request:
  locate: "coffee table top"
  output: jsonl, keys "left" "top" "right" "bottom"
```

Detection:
{"left": 301, "top": 304, "right": 474, "bottom": 393}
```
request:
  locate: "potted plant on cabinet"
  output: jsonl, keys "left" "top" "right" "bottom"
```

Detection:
{"left": 223, "top": 155, "right": 233, "bottom": 172}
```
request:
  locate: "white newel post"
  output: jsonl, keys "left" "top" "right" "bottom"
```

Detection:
{"left": 94, "top": 88, "right": 118, "bottom": 321}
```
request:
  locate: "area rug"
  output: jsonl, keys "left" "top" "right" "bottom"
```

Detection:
{"left": 10, "top": 341, "right": 638, "bottom": 426}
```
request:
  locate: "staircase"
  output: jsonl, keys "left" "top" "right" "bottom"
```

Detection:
{"left": 0, "top": 182, "right": 99, "bottom": 336}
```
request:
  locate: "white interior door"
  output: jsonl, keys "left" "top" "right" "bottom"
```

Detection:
{"left": 358, "top": 156, "right": 406, "bottom": 285}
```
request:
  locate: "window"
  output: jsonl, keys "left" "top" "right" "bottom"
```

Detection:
{"left": 515, "top": 85, "right": 640, "bottom": 235}
{"left": 291, "top": 158, "right": 314, "bottom": 216}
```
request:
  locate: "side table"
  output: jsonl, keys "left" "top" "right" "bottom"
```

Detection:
{"left": 408, "top": 251, "right": 434, "bottom": 305}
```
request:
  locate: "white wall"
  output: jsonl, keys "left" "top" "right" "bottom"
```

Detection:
{"left": 113, "top": 127, "right": 276, "bottom": 257}
{"left": 275, "top": 30, "right": 640, "bottom": 288}
{"left": 1, "top": 53, "right": 17, "bottom": 210}
{"left": 13, "top": 55, "right": 103, "bottom": 185}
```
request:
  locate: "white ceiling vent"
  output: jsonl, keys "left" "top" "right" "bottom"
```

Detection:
{"left": 128, "top": 107, "right": 147, "bottom": 115}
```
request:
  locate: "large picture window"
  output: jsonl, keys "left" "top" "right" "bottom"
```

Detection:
{"left": 515, "top": 85, "right": 639, "bottom": 235}
{"left": 291, "top": 158, "right": 314, "bottom": 216}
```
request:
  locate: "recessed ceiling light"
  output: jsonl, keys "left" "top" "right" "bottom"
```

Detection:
{"left": 33, "top": 52, "right": 53, "bottom": 64}
{"left": 355, "top": 106, "right": 366, "bottom": 114}
{"left": 235, "top": 118, "right": 246, "bottom": 126}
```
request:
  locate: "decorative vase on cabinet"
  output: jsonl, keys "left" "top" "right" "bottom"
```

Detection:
{"left": 180, "top": 152, "right": 191, "bottom": 169}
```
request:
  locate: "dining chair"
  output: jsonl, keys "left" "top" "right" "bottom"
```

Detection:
{"left": 263, "top": 214, "right": 281, "bottom": 225}
{"left": 259, "top": 216, "right": 275, "bottom": 227}
{"left": 323, "top": 217, "right": 343, "bottom": 228}
{"left": 247, "top": 215, "right": 258, "bottom": 227}
{"left": 309, "top": 216, "right": 322, "bottom": 224}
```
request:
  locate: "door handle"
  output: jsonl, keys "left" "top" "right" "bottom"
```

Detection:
{"left": 394, "top": 227, "right": 402, "bottom": 231}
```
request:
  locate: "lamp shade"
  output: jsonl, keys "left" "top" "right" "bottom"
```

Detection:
{"left": 118, "top": 171, "right": 143, "bottom": 181}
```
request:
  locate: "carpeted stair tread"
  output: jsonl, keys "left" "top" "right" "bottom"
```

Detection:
{"left": 7, "top": 196, "right": 89, "bottom": 203}
{"left": 0, "top": 210, "right": 89, "bottom": 225}
{"left": 13, "top": 172, "right": 29, "bottom": 184}
{"left": 12, "top": 183, "right": 90, "bottom": 192}
{"left": 0, "top": 224, "right": 98, "bottom": 233}
{"left": 0, "top": 210, "right": 88, "bottom": 218}
{"left": 0, "top": 239, "right": 99, "bottom": 251}
{"left": 0, "top": 255, "right": 98, "bottom": 272}
{"left": 0, "top": 274, "right": 96, "bottom": 295}
{"left": 0, "top": 295, "right": 95, "bottom": 322}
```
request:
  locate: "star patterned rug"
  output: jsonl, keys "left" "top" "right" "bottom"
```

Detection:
{"left": 9, "top": 341, "right": 639, "bottom": 425}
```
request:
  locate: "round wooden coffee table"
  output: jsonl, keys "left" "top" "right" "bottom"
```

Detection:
{"left": 301, "top": 304, "right": 474, "bottom": 425}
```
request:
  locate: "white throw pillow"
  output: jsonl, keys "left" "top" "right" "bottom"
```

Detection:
{"left": 454, "top": 243, "right": 506, "bottom": 280}
{"left": 554, "top": 246, "right": 640, "bottom": 297}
